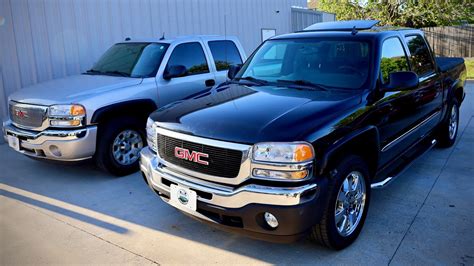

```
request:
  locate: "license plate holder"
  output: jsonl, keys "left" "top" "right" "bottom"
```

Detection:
{"left": 170, "top": 184, "right": 197, "bottom": 212}
{"left": 7, "top": 135, "right": 20, "bottom": 151}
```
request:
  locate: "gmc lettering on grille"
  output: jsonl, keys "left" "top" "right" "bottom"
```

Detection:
{"left": 174, "top": 147, "right": 209, "bottom": 165}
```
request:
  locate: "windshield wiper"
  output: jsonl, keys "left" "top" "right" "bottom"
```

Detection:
{"left": 83, "top": 69, "right": 102, "bottom": 75}
{"left": 104, "top": 71, "right": 130, "bottom": 77}
{"left": 234, "top": 76, "right": 268, "bottom": 86}
{"left": 276, "top": 79, "right": 328, "bottom": 91}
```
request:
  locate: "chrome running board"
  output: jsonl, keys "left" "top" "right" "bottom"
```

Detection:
{"left": 371, "top": 139, "right": 437, "bottom": 189}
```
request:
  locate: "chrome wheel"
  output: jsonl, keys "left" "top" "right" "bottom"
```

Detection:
{"left": 448, "top": 105, "right": 458, "bottom": 140}
{"left": 335, "top": 171, "right": 366, "bottom": 237}
{"left": 112, "top": 130, "right": 143, "bottom": 165}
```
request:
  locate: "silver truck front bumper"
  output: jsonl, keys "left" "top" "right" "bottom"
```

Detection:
{"left": 2, "top": 120, "right": 97, "bottom": 161}
{"left": 140, "top": 146, "right": 318, "bottom": 210}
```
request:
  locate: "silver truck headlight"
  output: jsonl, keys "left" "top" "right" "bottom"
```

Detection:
{"left": 146, "top": 117, "right": 157, "bottom": 153}
{"left": 251, "top": 142, "right": 314, "bottom": 180}
{"left": 48, "top": 104, "right": 86, "bottom": 127}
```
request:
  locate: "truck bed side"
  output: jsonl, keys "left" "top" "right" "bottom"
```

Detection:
{"left": 436, "top": 57, "right": 465, "bottom": 73}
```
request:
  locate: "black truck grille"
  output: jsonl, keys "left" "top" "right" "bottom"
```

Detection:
{"left": 157, "top": 134, "right": 243, "bottom": 178}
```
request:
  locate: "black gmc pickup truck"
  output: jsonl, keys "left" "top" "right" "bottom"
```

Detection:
{"left": 140, "top": 20, "right": 466, "bottom": 250}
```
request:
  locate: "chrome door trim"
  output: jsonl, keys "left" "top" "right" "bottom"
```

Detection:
{"left": 381, "top": 111, "right": 440, "bottom": 152}
{"left": 418, "top": 72, "right": 437, "bottom": 83}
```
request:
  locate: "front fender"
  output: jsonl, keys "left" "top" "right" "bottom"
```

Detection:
{"left": 317, "top": 126, "right": 380, "bottom": 177}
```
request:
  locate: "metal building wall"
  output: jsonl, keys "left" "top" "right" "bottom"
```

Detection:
{"left": 291, "top": 7, "right": 335, "bottom": 32}
{"left": 0, "top": 0, "right": 328, "bottom": 124}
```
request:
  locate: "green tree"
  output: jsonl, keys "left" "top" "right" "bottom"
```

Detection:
{"left": 317, "top": 0, "right": 473, "bottom": 28}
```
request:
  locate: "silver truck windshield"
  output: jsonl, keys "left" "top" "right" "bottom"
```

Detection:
{"left": 86, "top": 42, "right": 169, "bottom": 78}
{"left": 237, "top": 39, "right": 370, "bottom": 90}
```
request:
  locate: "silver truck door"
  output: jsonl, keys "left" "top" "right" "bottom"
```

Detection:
{"left": 204, "top": 38, "right": 245, "bottom": 86}
{"left": 156, "top": 41, "right": 216, "bottom": 107}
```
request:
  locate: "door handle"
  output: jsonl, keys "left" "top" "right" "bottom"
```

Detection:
{"left": 205, "top": 79, "right": 216, "bottom": 87}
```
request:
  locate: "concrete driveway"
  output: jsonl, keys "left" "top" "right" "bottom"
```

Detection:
{"left": 1, "top": 82, "right": 473, "bottom": 265}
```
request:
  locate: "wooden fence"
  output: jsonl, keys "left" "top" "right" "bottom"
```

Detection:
{"left": 422, "top": 25, "right": 474, "bottom": 58}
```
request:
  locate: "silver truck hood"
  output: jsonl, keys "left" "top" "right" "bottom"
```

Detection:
{"left": 9, "top": 74, "right": 143, "bottom": 105}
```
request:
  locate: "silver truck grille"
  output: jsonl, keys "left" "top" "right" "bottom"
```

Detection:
{"left": 9, "top": 101, "right": 48, "bottom": 129}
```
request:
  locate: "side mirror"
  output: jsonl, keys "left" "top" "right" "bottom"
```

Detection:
{"left": 382, "top": 71, "right": 419, "bottom": 92}
{"left": 163, "top": 65, "right": 187, "bottom": 80}
{"left": 227, "top": 64, "right": 242, "bottom": 80}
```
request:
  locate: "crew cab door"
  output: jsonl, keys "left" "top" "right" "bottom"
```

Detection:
{"left": 374, "top": 37, "right": 421, "bottom": 166}
{"left": 403, "top": 34, "right": 443, "bottom": 136}
{"left": 204, "top": 38, "right": 245, "bottom": 85}
{"left": 156, "top": 41, "right": 216, "bottom": 106}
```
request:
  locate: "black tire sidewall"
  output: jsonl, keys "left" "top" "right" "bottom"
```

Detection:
{"left": 438, "top": 99, "right": 459, "bottom": 148}
{"left": 95, "top": 117, "right": 146, "bottom": 176}
{"left": 324, "top": 155, "right": 371, "bottom": 250}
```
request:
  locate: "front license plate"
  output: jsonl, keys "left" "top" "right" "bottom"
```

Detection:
{"left": 7, "top": 135, "right": 20, "bottom": 151}
{"left": 170, "top": 184, "right": 197, "bottom": 212}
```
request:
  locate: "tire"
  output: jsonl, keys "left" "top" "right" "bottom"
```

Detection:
{"left": 95, "top": 117, "right": 146, "bottom": 176}
{"left": 437, "top": 99, "right": 459, "bottom": 148}
{"left": 310, "top": 155, "right": 371, "bottom": 250}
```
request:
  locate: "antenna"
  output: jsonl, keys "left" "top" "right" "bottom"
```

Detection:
{"left": 224, "top": 14, "right": 227, "bottom": 40}
{"left": 351, "top": 26, "right": 358, "bottom": 35}
{"left": 160, "top": 32, "right": 165, "bottom": 40}
{"left": 124, "top": 37, "right": 131, "bottom": 41}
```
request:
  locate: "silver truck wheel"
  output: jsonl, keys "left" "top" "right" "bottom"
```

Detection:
{"left": 112, "top": 129, "right": 144, "bottom": 165}
{"left": 437, "top": 99, "right": 459, "bottom": 148}
{"left": 448, "top": 105, "right": 458, "bottom": 140}
{"left": 335, "top": 171, "right": 366, "bottom": 237}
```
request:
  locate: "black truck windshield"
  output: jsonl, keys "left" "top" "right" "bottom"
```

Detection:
{"left": 237, "top": 39, "right": 370, "bottom": 90}
{"left": 87, "top": 42, "right": 169, "bottom": 78}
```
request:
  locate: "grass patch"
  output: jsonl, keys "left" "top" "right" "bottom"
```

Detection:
{"left": 465, "top": 58, "right": 474, "bottom": 80}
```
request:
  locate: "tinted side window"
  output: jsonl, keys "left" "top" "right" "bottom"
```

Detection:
{"left": 208, "top": 41, "right": 242, "bottom": 71}
{"left": 166, "top": 42, "right": 209, "bottom": 76}
{"left": 380, "top": 37, "right": 409, "bottom": 83}
{"left": 405, "top": 35, "right": 435, "bottom": 76}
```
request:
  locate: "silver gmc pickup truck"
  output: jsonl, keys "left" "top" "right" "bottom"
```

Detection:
{"left": 3, "top": 35, "right": 246, "bottom": 176}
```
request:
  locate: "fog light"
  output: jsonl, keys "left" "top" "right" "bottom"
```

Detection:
{"left": 264, "top": 212, "right": 279, "bottom": 228}
{"left": 49, "top": 145, "right": 62, "bottom": 157}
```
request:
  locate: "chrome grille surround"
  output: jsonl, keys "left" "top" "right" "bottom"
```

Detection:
{"left": 153, "top": 125, "right": 314, "bottom": 186}
{"left": 154, "top": 126, "right": 252, "bottom": 186}
{"left": 9, "top": 101, "right": 49, "bottom": 131}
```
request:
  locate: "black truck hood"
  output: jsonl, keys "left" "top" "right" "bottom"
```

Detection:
{"left": 150, "top": 84, "right": 362, "bottom": 144}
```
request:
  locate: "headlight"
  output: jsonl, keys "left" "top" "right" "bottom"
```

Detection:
{"left": 252, "top": 142, "right": 314, "bottom": 163}
{"left": 146, "top": 118, "right": 157, "bottom": 153}
{"left": 49, "top": 104, "right": 86, "bottom": 116}
{"left": 49, "top": 104, "right": 86, "bottom": 127}
{"left": 251, "top": 142, "right": 314, "bottom": 181}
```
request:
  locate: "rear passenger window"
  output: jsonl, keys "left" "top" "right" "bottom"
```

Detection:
{"left": 166, "top": 42, "right": 209, "bottom": 76}
{"left": 208, "top": 41, "right": 242, "bottom": 71}
{"left": 380, "top": 37, "right": 409, "bottom": 84}
{"left": 405, "top": 35, "right": 435, "bottom": 76}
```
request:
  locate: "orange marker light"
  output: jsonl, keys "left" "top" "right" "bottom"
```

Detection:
{"left": 71, "top": 105, "right": 85, "bottom": 116}
{"left": 295, "top": 144, "right": 314, "bottom": 162}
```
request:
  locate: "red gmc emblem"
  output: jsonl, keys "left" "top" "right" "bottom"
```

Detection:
{"left": 174, "top": 147, "right": 209, "bottom": 165}
{"left": 14, "top": 109, "right": 28, "bottom": 119}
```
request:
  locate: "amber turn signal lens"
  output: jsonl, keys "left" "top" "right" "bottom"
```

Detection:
{"left": 295, "top": 144, "right": 314, "bottom": 162}
{"left": 71, "top": 105, "right": 86, "bottom": 116}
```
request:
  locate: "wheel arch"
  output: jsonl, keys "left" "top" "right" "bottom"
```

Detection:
{"left": 318, "top": 126, "right": 380, "bottom": 179}
{"left": 448, "top": 78, "right": 464, "bottom": 104}
{"left": 90, "top": 99, "right": 158, "bottom": 125}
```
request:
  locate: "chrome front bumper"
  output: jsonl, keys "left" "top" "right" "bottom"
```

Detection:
{"left": 2, "top": 120, "right": 97, "bottom": 161}
{"left": 140, "top": 146, "right": 318, "bottom": 210}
